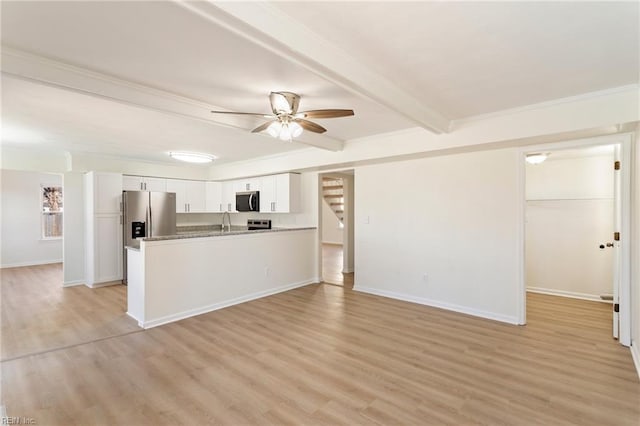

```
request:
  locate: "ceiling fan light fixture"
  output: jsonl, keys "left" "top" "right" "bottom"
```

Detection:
{"left": 279, "top": 123, "right": 292, "bottom": 141}
{"left": 169, "top": 151, "right": 216, "bottom": 164}
{"left": 290, "top": 121, "right": 303, "bottom": 138}
{"left": 525, "top": 153, "right": 548, "bottom": 165}
{"left": 267, "top": 121, "right": 282, "bottom": 137}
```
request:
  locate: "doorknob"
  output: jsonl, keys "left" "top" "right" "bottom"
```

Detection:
{"left": 599, "top": 243, "right": 615, "bottom": 249}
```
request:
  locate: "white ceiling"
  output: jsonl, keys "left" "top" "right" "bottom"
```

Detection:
{"left": 1, "top": 1, "right": 638, "bottom": 166}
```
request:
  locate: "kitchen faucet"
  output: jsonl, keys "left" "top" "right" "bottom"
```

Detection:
{"left": 221, "top": 211, "right": 231, "bottom": 232}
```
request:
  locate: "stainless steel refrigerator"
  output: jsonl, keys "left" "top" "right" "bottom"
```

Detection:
{"left": 122, "top": 191, "right": 176, "bottom": 284}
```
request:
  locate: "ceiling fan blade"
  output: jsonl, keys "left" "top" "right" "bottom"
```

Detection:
{"left": 295, "top": 119, "right": 327, "bottom": 134}
{"left": 251, "top": 120, "right": 277, "bottom": 133}
{"left": 211, "top": 110, "right": 274, "bottom": 118}
{"left": 270, "top": 91, "right": 300, "bottom": 115}
{"left": 295, "top": 109, "right": 354, "bottom": 119}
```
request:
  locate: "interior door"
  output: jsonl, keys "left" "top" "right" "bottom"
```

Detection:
{"left": 612, "top": 144, "right": 621, "bottom": 340}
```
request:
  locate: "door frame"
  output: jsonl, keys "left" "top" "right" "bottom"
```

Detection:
{"left": 517, "top": 133, "right": 632, "bottom": 346}
{"left": 317, "top": 170, "right": 355, "bottom": 283}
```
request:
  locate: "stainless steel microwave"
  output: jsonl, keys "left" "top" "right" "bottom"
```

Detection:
{"left": 236, "top": 191, "right": 260, "bottom": 212}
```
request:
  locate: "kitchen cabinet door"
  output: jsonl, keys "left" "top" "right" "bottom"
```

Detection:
{"left": 143, "top": 177, "right": 166, "bottom": 192}
{"left": 205, "top": 182, "right": 223, "bottom": 212}
{"left": 94, "top": 214, "right": 122, "bottom": 283}
{"left": 166, "top": 179, "right": 187, "bottom": 213}
{"left": 260, "top": 175, "right": 277, "bottom": 212}
{"left": 89, "top": 172, "right": 123, "bottom": 214}
{"left": 185, "top": 180, "right": 206, "bottom": 213}
{"left": 123, "top": 176, "right": 143, "bottom": 191}
{"left": 221, "top": 182, "right": 236, "bottom": 212}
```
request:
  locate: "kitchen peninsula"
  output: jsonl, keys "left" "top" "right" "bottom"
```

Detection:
{"left": 126, "top": 227, "right": 317, "bottom": 328}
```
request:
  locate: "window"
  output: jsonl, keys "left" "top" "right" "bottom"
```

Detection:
{"left": 42, "top": 185, "right": 63, "bottom": 239}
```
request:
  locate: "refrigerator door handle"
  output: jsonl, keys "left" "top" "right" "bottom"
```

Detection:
{"left": 147, "top": 205, "right": 152, "bottom": 238}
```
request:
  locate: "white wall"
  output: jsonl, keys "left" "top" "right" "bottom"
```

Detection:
{"left": 321, "top": 198, "right": 343, "bottom": 244}
{"left": 1, "top": 169, "right": 63, "bottom": 267}
{"left": 632, "top": 126, "right": 640, "bottom": 377}
{"left": 525, "top": 154, "right": 614, "bottom": 300}
{"left": 354, "top": 148, "right": 521, "bottom": 324}
{"left": 62, "top": 172, "right": 84, "bottom": 285}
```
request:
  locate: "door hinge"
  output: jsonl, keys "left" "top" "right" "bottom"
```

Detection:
{"left": 614, "top": 161, "right": 620, "bottom": 170}
{"left": 614, "top": 232, "right": 620, "bottom": 241}
{"left": 614, "top": 303, "right": 619, "bottom": 313}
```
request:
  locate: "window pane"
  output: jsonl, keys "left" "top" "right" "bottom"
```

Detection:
{"left": 42, "top": 186, "right": 63, "bottom": 212}
{"left": 43, "top": 213, "right": 63, "bottom": 238}
{"left": 42, "top": 186, "right": 63, "bottom": 238}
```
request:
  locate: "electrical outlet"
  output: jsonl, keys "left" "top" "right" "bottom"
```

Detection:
{"left": 364, "top": 215, "right": 370, "bottom": 224}
{"left": 422, "top": 273, "right": 428, "bottom": 283}
{"left": 264, "top": 267, "right": 271, "bottom": 277}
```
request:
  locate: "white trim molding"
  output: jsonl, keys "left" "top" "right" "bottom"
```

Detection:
{"left": 354, "top": 285, "right": 520, "bottom": 325}
{"left": 631, "top": 344, "right": 640, "bottom": 380}
{"left": 63, "top": 280, "right": 85, "bottom": 288}
{"left": 137, "top": 279, "right": 316, "bottom": 329}
{"left": 526, "top": 287, "right": 612, "bottom": 303}
{"left": 1, "top": 259, "right": 62, "bottom": 269}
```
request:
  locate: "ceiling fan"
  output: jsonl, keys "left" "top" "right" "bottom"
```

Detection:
{"left": 211, "top": 92, "right": 354, "bottom": 142}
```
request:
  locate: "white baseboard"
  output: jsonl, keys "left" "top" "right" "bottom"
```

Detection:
{"left": 86, "top": 280, "right": 122, "bottom": 289}
{"left": 126, "top": 311, "right": 143, "bottom": 328}
{"left": 63, "top": 280, "right": 84, "bottom": 287}
{"left": 342, "top": 268, "right": 354, "bottom": 273}
{"left": 526, "top": 287, "right": 611, "bottom": 303}
{"left": 631, "top": 344, "right": 640, "bottom": 381}
{"left": 1, "top": 259, "right": 62, "bottom": 269}
{"left": 140, "top": 278, "right": 316, "bottom": 329}
{"left": 354, "top": 285, "right": 520, "bottom": 325}
{"left": 322, "top": 241, "right": 343, "bottom": 246}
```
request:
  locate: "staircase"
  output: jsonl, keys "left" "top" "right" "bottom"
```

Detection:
{"left": 322, "top": 176, "right": 344, "bottom": 223}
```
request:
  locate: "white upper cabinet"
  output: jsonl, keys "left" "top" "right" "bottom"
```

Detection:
{"left": 205, "top": 181, "right": 223, "bottom": 212}
{"left": 165, "top": 179, "right": 186, "bottom": 212}
{"left": 123, "top": 175, "right": 143, "bottom": 191}
{"left": 186, "top": 180, "right": 206, "bottom": 213}
{"left": 259, "top": 173, "right": 301, "bottom": 213}
{"left": 122, "top": 175, "right": 166, "bottom": 192}
{"left": 221, "top": 182, "right": 236, "bottom": 212}
{"left": 166, "top": 179, "right": 206, "bottom": 213}
{"left": 87, "top": 171, "right": 123, "bottom": 214}
{"left": 144, "top": 177, "right": 167, "bottom": 192}
{"left": 233, "top": 178, "right": 261, "bottom": 193}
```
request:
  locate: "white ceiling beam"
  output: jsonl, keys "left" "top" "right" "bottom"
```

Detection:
{"left": 176, "top": 1, "right": 451, "bottom": 134}
{"left": 0, "top": 47, "right": 344, "bottom": 151}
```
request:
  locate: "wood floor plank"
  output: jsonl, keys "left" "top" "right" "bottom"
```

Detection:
{"left": 1, "top": 264, "right": 639, "bottom": 425}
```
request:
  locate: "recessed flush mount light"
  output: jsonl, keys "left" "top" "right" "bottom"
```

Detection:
{"left": 169, "top": 152, "right": 216, "bottom": 164}
{"left": 525, "top": 153, "right": 548, "bottom": 165}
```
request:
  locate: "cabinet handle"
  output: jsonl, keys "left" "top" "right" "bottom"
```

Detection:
{"left": 271, "top": 202, "right": 275, "bottom": 212}
{"left": 228, "top": 203, "right": 231, "bottom": 211}
{"left": 144, "top": 182, "right": 147, "bottom": 190}
{"left": 246, "top": 183, "right": 250, "bottom": 190}
{"left": 219, "top": 203, "right": 222, "bottom": 212}
{"left": 120, "top": 215, "right": 123, "bottom": 225}
{"left": 140, "top": 182, "right": 143, "bottom": 190}
{"left": 188, "top": 203, "right": 191, "bottom": 212}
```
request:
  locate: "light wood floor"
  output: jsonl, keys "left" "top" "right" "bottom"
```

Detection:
{"left": 322, "top": 243, "right": 353, "bottom": 288}
{"left": 2, "top": 266, "right": 639, "bottom": 425}
{"left": 1, "top": 263, "right": 138, "bottom": 361}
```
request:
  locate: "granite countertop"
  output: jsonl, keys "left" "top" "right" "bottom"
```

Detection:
{"left": 142, "top": 226, "right": 316, "bottom": 242}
